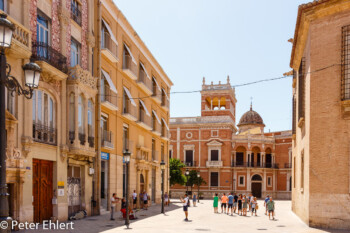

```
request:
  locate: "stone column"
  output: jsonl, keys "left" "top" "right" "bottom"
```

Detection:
{"left": 232, "top": 151, "right": 236, "bottom": 166}
{"left": 247, "top": 169, "right": 251, "bottom": 192}
{"left": 272, "top": 153, "right": 275, "bottom": 166}
{"left": 261, "top": 152, "right": 265, "bottom": 167}
{"left": 246, "top": 151, "right": 251, "bottom": 167}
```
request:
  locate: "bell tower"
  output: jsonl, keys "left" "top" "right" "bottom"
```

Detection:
{"left": 200, "top": 76, "right": 237, "bottom": 123}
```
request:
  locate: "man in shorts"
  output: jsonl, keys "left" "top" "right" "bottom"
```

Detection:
{"left": 233, "top": 192, "right": 238, "bottom": 213}
{"left": 132, "top": 190, "right": 137, "bottom": 209}
{"left": 264, "top": 195, "right": 270, "bottom": 215}
{"left": 220, "top": 193, "right": 228, "bottom": 214}
{"left": 227, "top": 193, "right": 234, "bottom": 215}
{"left": 181, "top": 194, "right": 189, "bottom": 221}
{"left": 267, "top": 197, "right": 275, "bottom": 220}
{"left": 143, "top": 191, "right": 148, "bottom": 210}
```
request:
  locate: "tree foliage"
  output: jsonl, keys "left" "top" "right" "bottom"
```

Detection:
{"left": 169, "top": 158, "right": 186, "bottom": 186}
{"left": 187, "top": 170, "right": 207, "bottom": 190}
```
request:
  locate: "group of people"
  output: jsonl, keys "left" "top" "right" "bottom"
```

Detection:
{"left": 110, "top": 193, "right": 136, "bottom": 220}
{"left": 213, "top": 193, "right": 275, "bottom": 220}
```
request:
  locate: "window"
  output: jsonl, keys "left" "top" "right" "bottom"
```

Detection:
{"left": 151, "top": 111, "right": 156, "bottom": 130}
{"left": 5, "top": 89, "right": 15, "bottom": 116}
{"left": 169, "top": 150, "right": 172, "bottom": 159}
{"left": 267, "top": 176, "right": 272, "bottom": 187}
{"left": 152, "top": 77, "right": 158, "bottom": 95}
{"left": 236, "top": 152, "right": 244, "bottom": 166}
{"left": 123, "top": 125, "right": 129, "bottom": 151}
{"left": 78, "top": 95, "right": 84, "bottom": 134}
{"left": 37, "top": 13, "right": 49, "bottom": 44}
{"left": 71, "top": 0, "right": 82, "bottom": 25}
{"left": 152, "top": 138, "right": 156, "bottom": 160}
{"left": 185, "top": 150, "right": 193, "bottom": 166}
{"left": 342, "top": 25, "right": 350, "bottom": 100}
{"left": 0, "top": 0, "right": 6, "bottom": 11}
{"left": 71, "top": 38, "right": 80, "bottom": 67}
{"left": 211, "top": 130, "right": 218, "bottom": 137}
{"left": 88, "top": 100, "right": 93, "bottom": 136}
{"left": 69, "top": 93, "right": 75, "bottom": 142}
{"left": 210, "top": 150, "right": 219, "bottom": 161}
{"left": 238, "top": 175, "right": 245, "bottom": 187}
{"left": 210, "top": 172, "right": 218, "bottom": 187}
{"left": 298, "top": 58, "right": 305, "bottom": 121}
{"left": 161, "top": 143, "right": 164, "bottom": 161}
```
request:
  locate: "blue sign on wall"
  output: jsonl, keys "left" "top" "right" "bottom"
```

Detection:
{"left": 101, "top": 152, "right": 110, "bottom": 160}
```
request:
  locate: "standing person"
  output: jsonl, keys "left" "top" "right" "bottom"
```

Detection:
{"left": 233, "top": 193, "right": 238, "bottom": 214}
{"left": 139, "top": 191, "right": 144, "bottom": 209}
{"left": 132, "top": 190, "right": 137, "bottom": 209}
{"left": 221, "top": 193, "right": 228, "bottom": 214}
{"left": 180, "top": 194, "right": 189, "bottom": 221}
{"left": 143, "top": 191, "right": 148, "bottom": 210}
{"left": 228, "top": 193, "right": 234, "bottom": 215}
{"left": 164, "top": 192, "right": 169, "bottom": 206}
{"left": 238, "top": 194, "right": 243, "bottom": 216}
{"left": 267, "top": 197, "right": 275, "bottom": 220}
{"left": 251, "top": 196, "right": 258, "bottom": 216}
{"left": 110, "top": 193, "right": 119, "bottom": 220}
{"left": 264, "top": 195, "right": 270, "bottom": 215}
{"left": 242, "top": 195, "right": 248, "bottom": 216}
{"left": 248, "top": 193, "right": 253, "bottom": 212}
{"left": 193, "top": 193, "right": 197, "bottom": 207}
{"left": 213, "top": 193, "right": 219, "bottom": 213}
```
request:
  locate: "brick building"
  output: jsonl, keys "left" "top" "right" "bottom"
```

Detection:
{"left": 170, "top": 77, "right": 292, "bottom": 199}
{"left": 291, "top": 0, "right": 350, "bottom": 229}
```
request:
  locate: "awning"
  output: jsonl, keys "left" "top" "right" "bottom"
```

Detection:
{"left": 123, "top": 86, "right": 136, "bottom": 106}
{"left": 139, "top": 99, "right": 150, "bottom": 116}
{"left": 140, "top": 62, "right": 150, "bottom": 79}
{"left": 102, "top": 19, "right": 118, "bottom": 45}
{"left": 124, "top": 43, "right": 136, "bottom": 64}
{"left": 162, "top": 88, "right": 169, "bottom": 100}
{"left": 152, "top": 110, "right": 161, "bottom": 124}
{"left": 101, "top": 69, "right": 117, "bottom": 94}
{"left": 161, "top": 118, "right": 169, "bottom": 131}
{"left": 152, "top": 76, "right": 161, "bottom": 91}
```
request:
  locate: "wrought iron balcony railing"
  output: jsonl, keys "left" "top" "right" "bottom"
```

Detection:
{"left": 71, "top": 3, "right": 82, "bottom": 26}
{"left": 182, "top": 161, "right": 196, "bottom": 167}
{"left": 79, "top": 133, "right": 86, "bottom": 145}
{"left": 31, "top": 41, "right": 68, "bottom": 73}
{"left": 33, "top": 123, "right": 57, "bottom": 145}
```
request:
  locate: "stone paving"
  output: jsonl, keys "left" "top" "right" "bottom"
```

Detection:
{"left": 18, "top": 200, "right": 348, "bottom": 233}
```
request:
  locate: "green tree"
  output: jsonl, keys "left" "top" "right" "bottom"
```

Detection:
{"left": 187, "top": 170, "right": 207, "bottom": 195}
{"left": 169, "top": 158, "right": 186, "bottom": 186}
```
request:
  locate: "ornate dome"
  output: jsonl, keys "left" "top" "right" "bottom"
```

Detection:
{"left": 238, "top": 104, "right": 265, "bottom": 127}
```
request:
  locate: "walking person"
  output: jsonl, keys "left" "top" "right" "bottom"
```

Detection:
{"left": 238, "top": 194, "right": 243, "bottom": 216}
{"left": 221, "top": 193, "right": 228, "bottom": 214}
{"left": 132, "top": 190, "right": 137, "bottom": 209}
{"left": 267, "top": 197, "right": 275, "bottom": 220}
{"left": 213, "top": 193, "right": 219, "bottom": 213}
{"left": 110, "top": 193, "right": 119, "bottom": 220}
{"left": 228, "top": 193, "right": 234, "bottom": 215}
{"left": 264, "top": 195, "right": 270, "bottom": 215}
{"left": 193, "top": 193, "right": 197, "bottom": 207}
{"left": 143, "top": 191, "right": 148, "bottom": 210}
{"left": 164, "top": 192, "right": 169, "bottom": 206}
{"left": 248, "top": 193, "right": 253, "bottom": 212}
{"left": 233, "top": 193, "right": 238, "bottom": 214}
{"left": 139, "top": 191, "right": 144, "bottom": 209}
{"left": 180, "top": 194, "right": 189, "bottom": 221}
{"left": 242, "top": 195, "right": 248, "bottom": 216}
{"left": 251, "top": 196, "right": 258, "bottom": 216}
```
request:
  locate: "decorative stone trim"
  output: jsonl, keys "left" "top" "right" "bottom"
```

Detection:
{"left": 297, "top": 117, "right": 305, "bottom": 128}
{"left": 68, "top": 65, "right": 97, "bottom": 90}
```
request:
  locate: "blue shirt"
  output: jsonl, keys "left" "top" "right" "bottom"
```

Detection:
{"left": 265, "top": 197, "right": 269, "bottom": 203}
{"left": 228, "top": 195, "right": 234, "bottom": 204}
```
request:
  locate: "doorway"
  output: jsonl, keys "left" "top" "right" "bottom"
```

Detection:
{"left": 251, "top": 174, "right": 262, "bottom": 198}
{"left": 140, "top": 174, "right": 145, "bottom": 193}
{"left": 67, "top": 166, "right": 81, "bottom": 217}
{"left": 101, "top": 160, "right": 108, "bottom": 209}
{"left": 33, "top": 159, "right": 53, "bottom": 223}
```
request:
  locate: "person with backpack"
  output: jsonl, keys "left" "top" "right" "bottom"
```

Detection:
{"left": 180, "top": 193, "right": 190, "bottom": 221}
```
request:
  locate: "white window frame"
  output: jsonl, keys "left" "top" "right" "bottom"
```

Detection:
{"left": 209, "top": 148, "right": 221, "bottom": 161}
{"left": 32, "top": 89, "right": 55, "bottom": 128}
{"left": 238, "top": 175, "right": 245, "bottom": 187}
{"left": 78, "top": 95, "right": 85, "bottom": 134}
{"left": 37, "top": 12, "right": 50, "bottom": 44}
{"left": 71, "top": 38, "right": 80, "bottom": 67}
{"left": 88, "top": 99, "right": 94, "bottom": 136}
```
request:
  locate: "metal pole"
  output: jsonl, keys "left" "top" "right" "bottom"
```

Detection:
{"left": 198, "top": 184, "right": 200, "bottom": 203}
{"left": 161, "top": 169, "right": 164, "bottom": 213}
{"left": 0, "top": 49, "right": 11, "bottom": 233}
{"left": 125, "top": 162, "right": 129, "bottom": 228}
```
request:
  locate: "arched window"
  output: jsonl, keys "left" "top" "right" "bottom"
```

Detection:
{"left": 32, "top": 89, "right": 56, "bottom": 145}
{"left": 78, "top": 95, "right": 85, "bottom": 134}
{"left": 69, "top": 93, "right": 75, "bottom": 142}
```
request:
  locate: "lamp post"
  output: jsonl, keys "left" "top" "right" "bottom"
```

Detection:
{"left": 185, "top": 168, "right": 189, "bottom": 195}
{"left": 123, "top": 149, "right": 131, "bottom": 228}
{"left": 0, "top": 13, "right": 41, "bottom": 233}
{"left": 197, "top": 172, "right": 200, "bottom": 203}
{"left": 160, "top": 160, "right": 165, "bottom": 214}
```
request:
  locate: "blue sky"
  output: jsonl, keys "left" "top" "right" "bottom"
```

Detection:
{"left": 113, "top": 0, "right": 307, "bottom": 132}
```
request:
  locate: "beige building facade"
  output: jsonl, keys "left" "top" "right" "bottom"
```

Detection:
{"left": 291, "top": 0, "right": 350, "bottom": 230}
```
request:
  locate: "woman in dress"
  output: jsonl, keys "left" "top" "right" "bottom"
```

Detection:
{"left": 251, "top": 197, "right": 258, "bottom": 216}
{"left": 213, "top": 193, "right": 219, "bottom": 213}
{"left": 193, "top": 193, "right": 197, "bottom": 207}
{"left": 242, "top": 195, "right": 248, "bottom": 216}
{"left": 238, "top": 194, "right": 243, "bottom": 216}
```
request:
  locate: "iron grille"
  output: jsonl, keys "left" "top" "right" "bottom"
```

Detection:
{"left": 341, "top": 25, "right": 350, "bottom": 100}
{"left": 298, "top": 58, "right": 305, "bottom": 120}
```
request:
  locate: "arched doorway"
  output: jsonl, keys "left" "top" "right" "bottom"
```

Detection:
{"left": 140, "top": 174, "right": 145, "bottom": 193}
{"left": 251, "top": 174, "right": 262, "bottom": 198}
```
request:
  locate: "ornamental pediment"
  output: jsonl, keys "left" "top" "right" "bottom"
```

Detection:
{"left": 206, "top": 140, "right": 223, "bottom": 147}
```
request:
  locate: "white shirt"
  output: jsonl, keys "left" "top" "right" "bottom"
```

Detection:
{"left": 110, "top": 197, "right": 116, "bottom": 207}
{"left": 132, "top": 192, "right": 137, "bottom": 199}
{"left": 183, "top": 197, "right": 189, "bottom": 206}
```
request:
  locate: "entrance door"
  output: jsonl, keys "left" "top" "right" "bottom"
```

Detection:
{"left": 251, "top": 183, "right": 262, "bottom": 198}
{"left": 68, "top": 166, "right": 81, "bottom": 217}
{"left": 101, "top": 160, "right": 108, "bottom": 209}
{"left": 33, "top": 159, "right": 53, "bottom": 223}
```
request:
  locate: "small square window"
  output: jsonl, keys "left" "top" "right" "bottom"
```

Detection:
{"left": 238, "top": 175, "right": 245, "bottom": 187}
{"left": 267, "top": 176, "right": 272, "bottom": 187}
{"left": 211, "top": 130, "right": 218, "bottom": 137}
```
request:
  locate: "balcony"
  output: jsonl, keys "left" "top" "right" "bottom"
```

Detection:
{"left": 32, "top": 123, "right": 57, "bottom": 146}
{"left": 206, "top": 160, "right": 223, "bottom": 168}
{"left": 161, "top": 93, "right": 169, "bottom": 111}
{"left": 151, "top": 120, "right": 161, "bottom": 136}
{"left": 69, "top": 131, "right": 75, "bottom": 144}
{"left": 31, "top": 41, "right": 68, "bottom": 80}
{"left": 137, "top": 110, "right": 152, "bottom": 130}
{"left": 101, "top": 32, "right": 118, "bottom": 63}
{"left": 71, "top": 3, "right": 82, "bottom": 26}
{"left": 182, "top": 161, "right": 196, "bottom": 167}
{"left": 161, "top": 125, "right": 169, "bottom": 140}
{"left": 101, "top": 130, "right": 114, "bottom": 149}
{"left": 101, "top": 87, "right": 118, "bottom": 111}
{"left": 263, "top": 163, "right": 279, "bottom": 169}
{"left": 68, "top": 65, "right": 97, "bottom": 90}
{"left": 231, "top": 162, "right": 279, "bottom": 168}
{"left": 2, "top": 11, "right": 31, "bottom": 59}
{"left": 152, "top": 86, "right": 162, "bottom": 103}
{"left": 122, "top": 54, "right": 137, "bottom": 80}
{"left": 137, "top": 69, "right": 152, "bottom": 95}
{"left": 122, "top": 100, "right": 137, "bottom": 121}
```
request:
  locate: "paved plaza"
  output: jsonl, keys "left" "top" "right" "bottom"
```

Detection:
{"left": 18, "top": 199, "right": 348, "bottom": 233}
